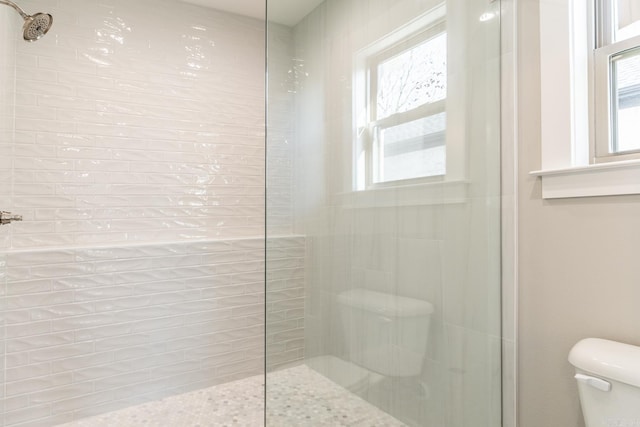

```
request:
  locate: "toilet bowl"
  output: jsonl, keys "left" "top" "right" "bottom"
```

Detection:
{"left": 569, "top": 338, "right": 640, "bottom": 427}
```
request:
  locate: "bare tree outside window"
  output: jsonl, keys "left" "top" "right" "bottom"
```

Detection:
{"left": 376, "top": 33, "right": 447, "bottom": 120}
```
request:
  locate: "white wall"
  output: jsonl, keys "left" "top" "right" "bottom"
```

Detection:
{"left": 518, "top": 0, "right": 640, "bottom": 425}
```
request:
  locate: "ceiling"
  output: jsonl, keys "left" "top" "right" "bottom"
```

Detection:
{"left": 179, "top": 0, "right": 324, "bottom": 26}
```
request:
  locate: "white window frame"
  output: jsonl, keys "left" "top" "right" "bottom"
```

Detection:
{"left": 352, "top": 4, "right": 468, "bottom": 194}
{"left": 534, "top": 0, "right": 640, "bottom": 199}
{"left": 365, "top": 24, "right": 447, "bottom": 187}
{"left": 594, "top": 0, "right": 640, "bottom": 162}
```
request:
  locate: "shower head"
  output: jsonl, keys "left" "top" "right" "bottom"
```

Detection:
{"left": 0, "top": 0, "right": 53, "bottom": 42}
{"left": 22, "top": 12, "right": 53, "bottom": 41}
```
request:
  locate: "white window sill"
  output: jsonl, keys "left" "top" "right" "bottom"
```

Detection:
{"left": 531, "top": 159, "right": 640, "bottom": 199}
{"left": 332, "top": 179, "right": 468, "bottom": 208}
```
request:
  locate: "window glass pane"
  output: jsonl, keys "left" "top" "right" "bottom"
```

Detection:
{"left": 615, "top": 0, "right": 640, "bottom": 42}
{"left": 612, "top": 47, "right": 640, "bottom": 152}
{"left": 376, "top": 33, "right": 447, "bottom": 120}
{"left": 375, "top": 112, "right": 446, "bottom": 183}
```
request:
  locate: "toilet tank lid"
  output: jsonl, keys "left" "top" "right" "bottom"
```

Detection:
{"left": 337, "top": 289, "right": 434, "bottom": 317}
{"left": 569, "top": 338, "right": 640, "bottom": 388}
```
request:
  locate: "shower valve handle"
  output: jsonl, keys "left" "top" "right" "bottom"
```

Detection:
{"left": 0, "top": 211, "right": 22, "bottom": 225}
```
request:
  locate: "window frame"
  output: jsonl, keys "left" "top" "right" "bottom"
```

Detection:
{"left": 593, "top": 0, "right": 640, "bottom": 162}
{"left": 352, "top": 5, "right": 455, "bottom": 192}
{"left": 534, "top": 0, "right": 640, "bottom": 198}
{"left": 366, "top": 23, "right": 447, "bottom": 187}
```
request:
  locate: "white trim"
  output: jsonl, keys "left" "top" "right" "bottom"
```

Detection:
{"left": 537, "top": 0, "right": 640, "bottom": 198}
{"left": 530, "top": 160, "right": 640, "bottom": 198}
{"left": 352, "top": 3, "right": 469, "bottom": 191}
{"left": 353, "top": 5, "right": 448, "bottom": 190}
{"left": 532, "top": 157, "right": 640, "bottom": 175}
{"left": 501, "top": 0, "right": 518, "bottom": 425}
{"left": 539, "top": 0, "right": 582, "bottom": 170}
{"left": 595, "top": 34, "right": 640, "bottom": 160}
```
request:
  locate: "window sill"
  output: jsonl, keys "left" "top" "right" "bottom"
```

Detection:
{"left": 332, "top": 179, "right": 468, "bottom": 208}
{"left": 531, "top": 159, "right": 640, "bottom": 199}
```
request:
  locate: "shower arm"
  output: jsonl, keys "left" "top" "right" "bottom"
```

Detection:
{"left": 0, "top": 0, "right": 28, "bottom": 19}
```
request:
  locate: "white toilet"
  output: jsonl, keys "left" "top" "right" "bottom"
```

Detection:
{"left": 569, "top": 338, "right": 640, "bottom": 426}
{"left": 337, "top": 288, "right": 434, "bottom": 378}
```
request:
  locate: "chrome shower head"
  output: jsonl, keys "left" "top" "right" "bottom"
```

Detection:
{"left": 22, "top": 12, "right": 53, "bottom": 41}
{"left": 0, "top": 0, "right": 53, "bottom": 42}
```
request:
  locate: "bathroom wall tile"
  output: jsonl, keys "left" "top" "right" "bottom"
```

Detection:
{"left": 2, "top": 395, "right": 30, "bottom": 413}
{"left": 5, "top": 321, "right": 52, "bottom": 338}
{"left": 7, "top": 250, "right": 75, "bottom": 266}
{"left": 50, "top": 391, "right": 116, "bottom": 416}
{"left": 6, "top": 372, "right": 74, "bottom": 397}
{"left": 215, "top": 358, "right": 263, "bottom": 378}
{"left": 5, "top": 363, "right": 52, "bottom": 383}
{"left": 444, "top": 323, "right": 501, "bottom": 427}
{"left": 442, "top": 198, "right": 502, "bottom": 336}
{"left": 30, "top": 343, "right": 96, "bottom": 363}
{"left": 73, "top": 323, "right": 132, "bottom": 342}
{"left": 10, "top": 0, "right": 267, "bottom": 247}
{"left": 0, "top": 1, "right": 304, "bottom": 426}
{"left": 29, "top": 382, "right": 96, "bottom": 405}
{"left": 6, "top": 331, "right": 76, "bottom": 353}
{"left": 5, "top": 279, "right": 52, "bottom": 295}
{"left": 4, "top": 403, "right": 52, "bottom": 426}
{"left": 5, "top": 291, "right": 75, "bottom": 309}
{"left": 0, "top": 236, "right": 303, "bottom": 426}
{"left": 93, "top": 371, "right": 152, "bottom": 392}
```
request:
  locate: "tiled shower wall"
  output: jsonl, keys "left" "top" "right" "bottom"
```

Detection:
{"left": 1, "top": 7, "right": 19, "bottom": 423}
{"left": 0, "top": 7, "right": 17, "bottom": 250}
{"left": 1, "top": 0, "right": 302, "bottom": 425}
{"left": 11, "top": 0, "right": 266, "bottom": 248}
{"left": 2, "top": 236, "right": 304, "bottom": 426}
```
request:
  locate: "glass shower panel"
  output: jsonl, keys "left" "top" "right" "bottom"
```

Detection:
{"left": 266, "top": 0, "right": 502, "bottom": 426}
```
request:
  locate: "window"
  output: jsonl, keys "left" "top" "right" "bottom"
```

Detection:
{"left": 594, "top": 0, "right": 640, "bottom": 161}
{"left": 535, "top": 0, "right": 640, "bottom": 198}
{"left": 354, "top": 9, "right": 447, "bottom": 190}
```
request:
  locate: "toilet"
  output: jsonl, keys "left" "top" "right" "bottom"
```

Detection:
{"left": 337, "top": 288, "right": 434, "bottom": 378}
{"left": 569, "top": 338, "right": 640, "bottom": 426}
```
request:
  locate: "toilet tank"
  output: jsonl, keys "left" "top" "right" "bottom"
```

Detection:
{"left": 569, "top": 338, "right": 640, "bottom": 427}
{"left": 337, "top": 289, "right": 434, "bottom": 377}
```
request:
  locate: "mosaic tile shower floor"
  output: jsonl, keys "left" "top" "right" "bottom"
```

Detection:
{"left": 57, "top": 365, "right": 406, "bottom": 427}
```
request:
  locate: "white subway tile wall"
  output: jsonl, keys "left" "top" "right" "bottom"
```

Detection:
{"left": 1, "top": 0, "right": 302, "bottom": 425}
{"left": 2, "top": 236, "right": 304, "bottom": 426}
{"left": 266, "top": 23, "right": 295, "bottom": 236}
{"left": 0, "top": 8, "right": 17, "bottom": 251}
{"left": 11, "top": 0, "right": 268, "bottom": 248}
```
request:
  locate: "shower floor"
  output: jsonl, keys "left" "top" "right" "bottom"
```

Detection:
{"left": 57, "top": 364, "right": 405, "bottom": 427}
